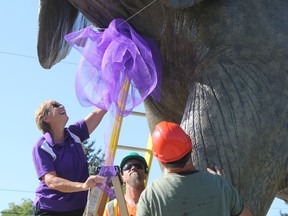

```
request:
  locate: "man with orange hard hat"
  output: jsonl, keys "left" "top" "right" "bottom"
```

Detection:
{"left": 136, "top": 121, "right": 252, "bottom": 216}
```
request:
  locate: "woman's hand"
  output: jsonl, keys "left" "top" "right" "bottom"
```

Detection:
{"left": 82, "top": 175, "right": 107, "bottom": 190}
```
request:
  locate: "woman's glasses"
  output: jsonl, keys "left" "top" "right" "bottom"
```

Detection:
{"left": 122, "top": 162, "right": 144, "bottom": 172}
{"left": 51, "top": 103, "right": 62, "bottom": 108}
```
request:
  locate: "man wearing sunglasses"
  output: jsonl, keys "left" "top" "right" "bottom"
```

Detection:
{"left": 136, "top": 121, "right": 252, "bottom": 216}
{"left": 104, "top": 152, "right": 148, "bottom": 216}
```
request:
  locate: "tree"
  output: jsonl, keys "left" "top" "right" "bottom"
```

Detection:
{"left": 82, "top": 139, "right": 105, "bottom": 174}
{"left": 0, "top": 199, "right": 33, "bottom": 216}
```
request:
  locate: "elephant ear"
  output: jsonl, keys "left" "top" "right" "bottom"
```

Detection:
{"left": 37, "top": 0, "right": 89, "bottom": 69}
{"left": 277, "top": 189, "right": 288, "bottom": 203}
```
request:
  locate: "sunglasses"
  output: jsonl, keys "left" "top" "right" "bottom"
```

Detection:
{"left": 51, "top": 103, "right": 62, "bottom": 108}
{"left": 122, "top": 162, "right": 144, "bottom": 172}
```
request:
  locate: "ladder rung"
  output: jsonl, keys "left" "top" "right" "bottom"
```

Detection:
{"left": 117, "top": 145, "right": 152, "bottom": 153}
{"left": 131, "top": 111, "right": 146, "bottom": 117}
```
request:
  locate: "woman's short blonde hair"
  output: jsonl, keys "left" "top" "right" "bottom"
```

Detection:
{"left": 35, "top": 100, "right": 57, "bottom": 134}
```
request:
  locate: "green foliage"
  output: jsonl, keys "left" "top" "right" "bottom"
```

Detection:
{"left": 1, "top": 199, "right": 34, "bottom": 216}
{"left": 82, "top": 139, "right": 105, "bottom": 174}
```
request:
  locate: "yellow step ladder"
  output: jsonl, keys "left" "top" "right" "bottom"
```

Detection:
{"left": 84, "top": 77, "right": 154, "bottom": 216}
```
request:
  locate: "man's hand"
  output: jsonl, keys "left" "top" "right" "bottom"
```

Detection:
{"left": 207, "top": 165, "right": 225, "bottom": 177}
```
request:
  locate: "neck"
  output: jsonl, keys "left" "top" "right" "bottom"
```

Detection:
{"left": 50, "top": 126, "right": 65, "bottom": 144}
{"left": 164, "top": 159, "right": 196, "bottom": 174}
{"left": 124, "top": 184, "right": 145, "bottom": 206}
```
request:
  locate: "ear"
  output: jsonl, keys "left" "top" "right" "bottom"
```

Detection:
{"left": 42, "top": 115, "right": 50, "bottom": 123}
{"left": 160, "top": 161, "right": 165, "bottom": 166}
{"left": 159, "top": 161, "right": 167, "bottom": 171}
{"left": 121, "top": 173, "right": 126, "bottom": 183}
{"left": 144, "top": 172, "right": 148, "bottom": 180}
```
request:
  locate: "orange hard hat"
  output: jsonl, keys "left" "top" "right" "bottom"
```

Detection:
{"left": 151, "top": 121, "right": 192, "bottom": 163}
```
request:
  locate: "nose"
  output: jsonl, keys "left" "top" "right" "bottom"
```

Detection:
{"left": 130, "top": 165, "right": 138, "bottom": 171}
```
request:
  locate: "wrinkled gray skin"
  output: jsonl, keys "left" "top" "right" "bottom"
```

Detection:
{"left": 37, "top": 0, "right": 288, "bottom": 215}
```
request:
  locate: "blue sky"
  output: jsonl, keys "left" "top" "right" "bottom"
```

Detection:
{"left": 0, "top": 1, "right": 287, "bottom": 215}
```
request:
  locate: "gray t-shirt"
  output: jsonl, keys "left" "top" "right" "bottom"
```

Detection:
{"left": 137, "top": 170, "right": 243, "bottom": 216}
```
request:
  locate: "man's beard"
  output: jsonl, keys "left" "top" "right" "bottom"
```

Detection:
{"left": 126, "top": 172, "right": 144, "bottom": 188}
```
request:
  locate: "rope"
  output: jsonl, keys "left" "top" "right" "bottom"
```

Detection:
{"left": 117, "top": 0, "right": 158, "bottom": 27}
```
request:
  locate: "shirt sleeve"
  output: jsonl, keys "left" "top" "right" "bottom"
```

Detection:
{"left": 136, "top": 190, "right": 151, "bottom": 216}
{"left": 68, "top": 119, "right": 89, "bottom": 142}
{"left": 224, "top": 179, "right": 244, "bottom": 215}
{"left": 32, "top": 138, "right": 55, "bottom": 180}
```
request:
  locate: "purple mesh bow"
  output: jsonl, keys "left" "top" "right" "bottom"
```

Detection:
{"left": 64, "top": 18, "right": 162, "bottom": 115}
{"left": 96, "top": 166, "right": 118, "bottom": 200}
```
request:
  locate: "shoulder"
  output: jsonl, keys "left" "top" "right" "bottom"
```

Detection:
{"left": 194, "top": 170, "right": 224, "bottom": 181}
{"left": 67, "top": 120, "right": 89, "bottom": 141}
{"left": 33, "top": 136, "right": 47, "bottom": 150}
{"left": 104, "top": 199, "right": 117, "bottom": 215}
{"left": 197, "top": 171, "right": 232, "bottom": 189}
{"left": 140, "top": 176, "right": 165, "bottom": 197}
{"left": 106, "top": 199, "right": 117, "bottom": 205}
{"left": 68, "top": 119, "right": 87, "bottom": 132}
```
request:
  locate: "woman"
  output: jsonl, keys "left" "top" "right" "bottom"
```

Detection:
{"left": 32, "top": 100, "right": 107, "bottom": 216}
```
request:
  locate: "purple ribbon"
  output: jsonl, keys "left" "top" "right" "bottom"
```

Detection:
{"left": 96, "top": 166, "right": 119, "bottom": 200}
{"left": 64, "top": 18, "right": 162, "bottom": 116}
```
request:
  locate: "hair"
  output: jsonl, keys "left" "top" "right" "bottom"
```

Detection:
{"left": 35, "top": 100, "right": 57, "bottom": 134}
{"left": 164, "top": 151, "right": 192, "bottom": 168}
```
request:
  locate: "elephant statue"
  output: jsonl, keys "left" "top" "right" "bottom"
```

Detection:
{"left": 37, "top": 0, "right": 288, "bottom": 215}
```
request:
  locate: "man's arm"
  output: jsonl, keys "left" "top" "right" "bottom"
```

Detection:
{"left": 240, "top": 206, "right": 252, "bottom": 216}
{"left": 207, "top": 166, "right": 252, "bottom": 215}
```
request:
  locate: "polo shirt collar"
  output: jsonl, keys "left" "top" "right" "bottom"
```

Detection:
{"left": 43, "top": 129, "right": 70, "bottom": 147}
